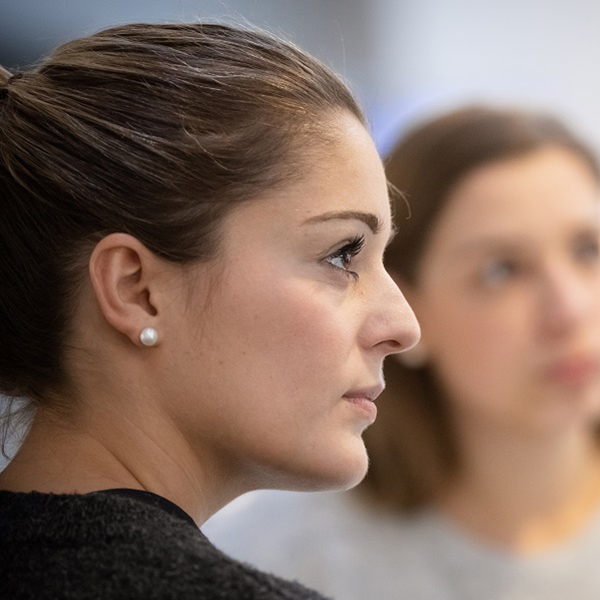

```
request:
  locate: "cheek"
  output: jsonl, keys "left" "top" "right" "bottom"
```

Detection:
{"left": 170, "top": 272, "right": 370, "bottom": 490}
{"left": 205, "top": 276, "right": 353, "bottom": 394}
{"left": 422, "top": 299, "right": 528, "bottom": 399}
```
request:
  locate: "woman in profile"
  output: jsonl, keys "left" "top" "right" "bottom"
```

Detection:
{"left": 206, "top": 105, "right": 600, "bottom": 600}
{"left": 0, "top": 23, "right": 419, "bottom": 599}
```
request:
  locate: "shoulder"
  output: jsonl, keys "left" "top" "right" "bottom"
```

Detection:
{"left": 0, "top": 490, "right": 328, "bottom": 599}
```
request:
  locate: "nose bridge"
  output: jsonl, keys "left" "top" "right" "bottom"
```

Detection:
{"left": 539, "top": 258, "right": 592, "bottom": 333}
{"left": 364, "top": 269, "right": 420, "bottom": 354}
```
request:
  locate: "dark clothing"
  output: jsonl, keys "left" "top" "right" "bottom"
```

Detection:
{"left": 0, "top": 488, "right": 328, "bottom": 600}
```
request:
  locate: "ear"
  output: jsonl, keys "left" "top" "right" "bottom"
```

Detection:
{"left": 89, "top": 233, "right": 166, "bottom": 347}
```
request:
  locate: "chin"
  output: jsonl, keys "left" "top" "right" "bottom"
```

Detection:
{"left": 281, "top": 440, "right": 370, "bottom": 493}
{"left": 533, "top": 388, "right": 600, "bottom": 432}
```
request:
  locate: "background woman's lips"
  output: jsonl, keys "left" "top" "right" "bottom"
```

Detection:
{"left": 545, "top": 356, "right": 600, "bottom": 386}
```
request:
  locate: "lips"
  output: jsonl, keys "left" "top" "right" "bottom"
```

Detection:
{"left": 545, "top": 355, "right": 600, "bottom": 386}
{"left": 342, "top": 384, "right": 384, "bottom": 423}
{"left": 342, "top": 384, "right": 385, "bottom": 403}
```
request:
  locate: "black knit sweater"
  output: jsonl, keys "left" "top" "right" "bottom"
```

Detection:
{"left": 0, "top": 488, "right": 329, "bottom": 599}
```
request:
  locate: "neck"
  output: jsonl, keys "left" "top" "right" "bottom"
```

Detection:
{"left": 439, "top": 413, "right": 600, "bottom": 552}
{"left": 0, "top": 399, "right": 245, "bottom": 526}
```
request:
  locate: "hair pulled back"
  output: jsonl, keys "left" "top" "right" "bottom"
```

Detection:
{"left": 0, "top": 23, "right": 363, "bottom": 402}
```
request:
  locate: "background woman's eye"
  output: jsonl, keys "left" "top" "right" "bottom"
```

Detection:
{"left": 573, "top": 235, "right": 600, "bottom": 265}
{"left": 480, "top": 259, "right": 517, "bottom": 287}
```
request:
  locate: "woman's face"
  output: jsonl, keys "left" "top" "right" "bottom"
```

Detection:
{"left": 407, "top": 146, "right": 600, "bottom": 435}
{"left": 163, "top": 114, "right": 419, "bottom": 491}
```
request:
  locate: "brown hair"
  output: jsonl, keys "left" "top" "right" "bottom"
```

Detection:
{"left": 0, "top": 23, "right": 363, "bottom": 414}
{"left": 360, "top": 105, "right": 600, "bottom": 511}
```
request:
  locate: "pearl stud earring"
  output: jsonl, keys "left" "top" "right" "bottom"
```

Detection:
{"left": 139, "top": 327, "right": 158, "bottom": 347}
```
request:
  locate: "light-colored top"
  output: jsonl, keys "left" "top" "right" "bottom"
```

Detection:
{"left": 203, "top": 489, "right": 600, "bottom": 600}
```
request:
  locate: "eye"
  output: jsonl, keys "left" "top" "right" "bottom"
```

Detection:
{"left": 479, "top": 258, "right": 518, "bottom": 288}
{"left": 573, "top": 234, "right": 600, "bottom": 265}
{"left": 325, "top": 235, "right": 365, "bottom": 280}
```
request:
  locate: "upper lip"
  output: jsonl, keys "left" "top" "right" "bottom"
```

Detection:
{"left": 343, "top": 384, "right": 385, "bottom": 402}
{"left": 546, "top": 353, "right": 599, "bottom": 368}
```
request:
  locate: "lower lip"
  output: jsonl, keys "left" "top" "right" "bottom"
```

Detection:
{"left": 343, "top": 396, "right": 378, "bottom": 422}
{"left": 546, "top": 360, "right": 599, "bottom": 387}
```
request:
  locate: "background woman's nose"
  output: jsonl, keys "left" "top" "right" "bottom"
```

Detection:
{"left": 538, "top": 265, "right": 596, "bottom": 338}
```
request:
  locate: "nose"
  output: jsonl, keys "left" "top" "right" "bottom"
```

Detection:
{"left": 538, "top": 262, "right": 597, "bottom": 338}
{"left": 361, "top": 271, "right": 421, "bottom": 356}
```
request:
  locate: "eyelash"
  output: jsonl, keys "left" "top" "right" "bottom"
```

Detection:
{"left": 325, "top": 235, "right": 365, "bottom": 281}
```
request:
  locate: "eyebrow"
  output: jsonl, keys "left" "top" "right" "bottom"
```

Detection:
{"left": 303, "top": 210, "right": 396, "bottom": 244}
{"left": 451, "top": 225, "right": 600, "bottom": 258}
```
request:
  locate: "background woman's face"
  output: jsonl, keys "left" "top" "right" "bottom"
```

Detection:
{"left": 409, "top": 147, "right": 600, "bottom": 435}
{"left": 162, "top": 114, "right": 419, "bottom": 492}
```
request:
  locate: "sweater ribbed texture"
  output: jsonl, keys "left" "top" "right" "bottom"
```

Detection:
{"left": 0, "top": 489, "right": 328, "bottom": 600}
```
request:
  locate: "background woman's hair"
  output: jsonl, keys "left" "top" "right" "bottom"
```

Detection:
{"left": 360, "top": 105, "right": 600, "bottom": 511}
{"left": 0, "top": 23, "right": 363, "bottom": 426}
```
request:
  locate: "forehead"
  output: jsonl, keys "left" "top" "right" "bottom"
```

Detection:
{"left": 432, "top": 146, "right": 600, "bottom": 246}
{"left": 228, "top": 113, "right": 392, "bottom": 232}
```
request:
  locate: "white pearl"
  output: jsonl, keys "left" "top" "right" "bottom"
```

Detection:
{"left": 139, "top": 327, "right": 158, "bottom": 347}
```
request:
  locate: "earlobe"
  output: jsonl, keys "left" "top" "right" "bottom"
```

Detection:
{"left": 89, "top": 233, "right": 161, "bottom": 347}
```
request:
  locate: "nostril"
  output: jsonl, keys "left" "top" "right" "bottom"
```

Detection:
{"left": 379, "top": 338, "right": 404, "bottom": 355}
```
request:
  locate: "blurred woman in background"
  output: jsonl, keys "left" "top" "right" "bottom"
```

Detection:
{"left": 206, "top": 105, "right": 600, "bottom": 600}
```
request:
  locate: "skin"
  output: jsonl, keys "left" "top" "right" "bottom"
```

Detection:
{"left": 402, "top": 146, "right": 600, "bottom": 549}
{"left": 0, "top": 113, "right": 420, "bottom": 525}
